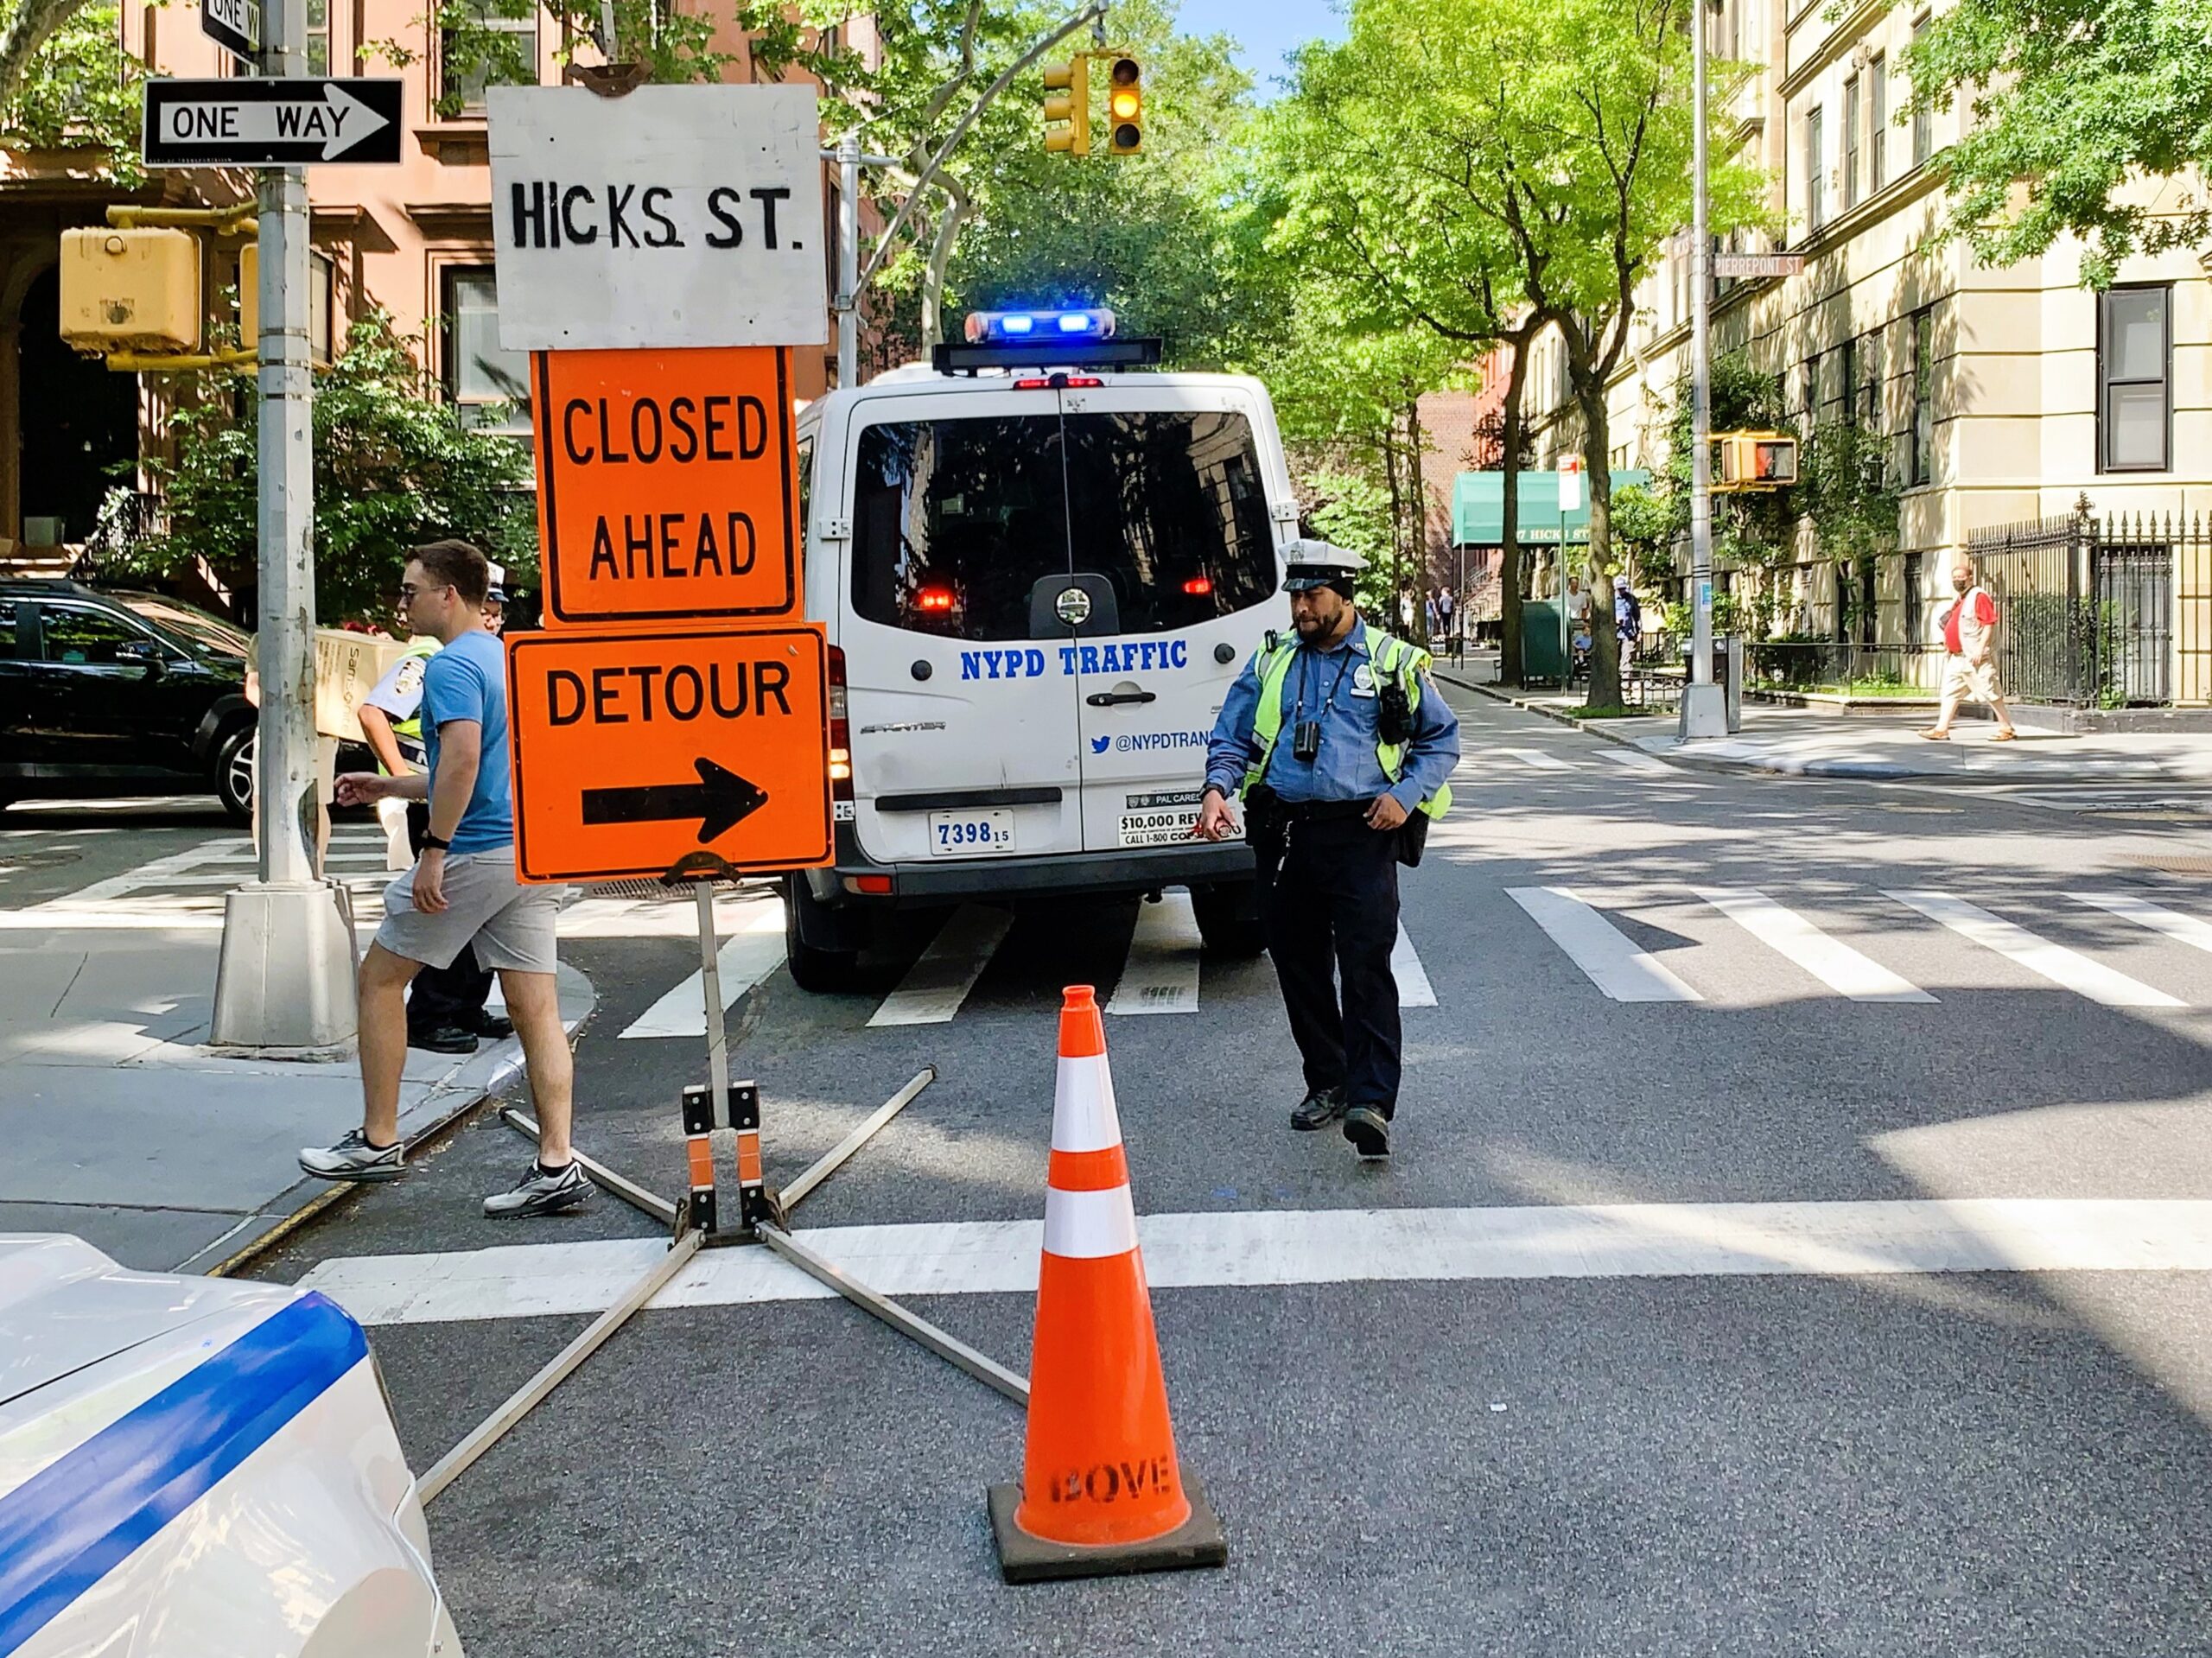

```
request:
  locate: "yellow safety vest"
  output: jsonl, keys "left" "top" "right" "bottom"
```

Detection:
{"left": 1240, "top": 628, "right": 1452, "bottom": 819}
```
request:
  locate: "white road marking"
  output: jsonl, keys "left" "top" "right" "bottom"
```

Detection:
{"left": 2068, "top": 892, "right": 2212, "bottom": 956}
{"left": 1496, "top": 746, "right": 1575, "bottom": 772}
{"left": 1393, "top": 921, "right": 1437, "bottom": 1007}
{"left": 868, "top": 905, "right": 1013, "bottom": 1026}
{"left": 1889, "top": 891, "right": 2185, "bottom": 1008}
{"left": 37, "top": 842, "right": 229, "bottom": 907}
{"left": 1696, "top": 888, "right": 1936, "bottom": 1004}
{"left": 1603, "top": 749, "right": 1676, "bottom": 777}
{"left": 618, "top": 903, "right": 787, "bottom": 1039}
{"left": 1106, "top": 890, "right": 1201, "bottom": 1016}
{"left": 1508, "top": 886, "right": 1701, "bottom": 1001}
{"left": 299, "top": 1197, "right": 2212, "bottom": 1326}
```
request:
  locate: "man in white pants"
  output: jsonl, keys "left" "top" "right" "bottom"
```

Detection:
{"left": 1922, "top": 556, "right": 2018, "bottom": 742}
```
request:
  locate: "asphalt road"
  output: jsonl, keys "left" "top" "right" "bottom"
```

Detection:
{"left": 17, "top": 687, "right": 2212, "bottom": 1655}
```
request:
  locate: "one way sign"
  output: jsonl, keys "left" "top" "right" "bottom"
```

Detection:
{"left": 143, "top": 79, "right": 404, "bottom": 167}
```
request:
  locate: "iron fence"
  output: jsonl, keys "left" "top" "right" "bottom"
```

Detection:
{"left": 1743, "top": 640, "right": 1936, "bottom": 698}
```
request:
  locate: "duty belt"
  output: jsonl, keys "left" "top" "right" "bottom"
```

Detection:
{"left": 1270, "top": 798, "right": 1371, "bottom": 823}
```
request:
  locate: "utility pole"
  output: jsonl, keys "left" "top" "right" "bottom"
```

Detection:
{"left": 1680, "top": 0, "right": 1728, "bottom": 740}
{"left": 210, "top": 0, "right": 359, "bottom": 1049}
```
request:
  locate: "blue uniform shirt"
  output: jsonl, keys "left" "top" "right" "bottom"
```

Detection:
{"left": 420, "top": 628, "right": 513, "bottom": 854}
{"left": 1204, "top": 619, "right": 1460, "bottom": 810}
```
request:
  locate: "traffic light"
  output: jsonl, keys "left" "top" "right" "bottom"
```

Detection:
{"left": 1105, "top": 54, "right": 1142, "bottom": 155}
{"left": 58, "top": 226, "right": 203, "bottom": 353}
{"left": 1712, "top": 430, "right": 1799, "bottom": 491}
{"left": 1043, "top": 58, "right": 1090, "bottom": 156}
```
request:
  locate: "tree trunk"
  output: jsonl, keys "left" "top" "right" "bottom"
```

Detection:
{"left": 1383, "top": 421, "right": 1406, "bottom": 632}
{"left": 1576, "top": 359, "right": 1623, "bottom": 710}
{"left": 1499, "top": 337, "right": 1532, "bottom": 686}
{"left": 1406, "top": 396, "right": 1428, "bottom": 646}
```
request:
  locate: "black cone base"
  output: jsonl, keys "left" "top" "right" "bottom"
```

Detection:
{"left": 987, "top": 1476, "right": 1228, "bottom": 1584}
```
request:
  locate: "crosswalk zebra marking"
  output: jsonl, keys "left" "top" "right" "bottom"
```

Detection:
{"left": 1507, "top": 886, "right": 1702, "bottom": 1002}
{"left": 1695, "top": 889, "right": 1936, "bottom": 1004}
{"left": 1603, "top": 750, "right": 1677, "bottom": 777}
{"left": 1887, "top": 891, "right": 2185, "bottom": 1009}
{"left": 1107, "top": 890, "right": 1202, "bottom": 1016}
{"left": 868, "top": 905, "right": 1014, "bottom": 1027}
{"left": 618, "top": 903, "right": 787, "bottom": 1039}
{"left": 1496, "top": 747, "right": 1576, "bottom": 772}
{"left": 1392, "top": 921, "right": 1437, "bottom": 1007}
{"left": 2068, "top": 892, "right": 2212, "bottom": 956}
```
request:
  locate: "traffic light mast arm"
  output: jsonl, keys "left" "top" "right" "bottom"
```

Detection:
{"left": 855, "top": 0, "right": 1107, "bottom": 293}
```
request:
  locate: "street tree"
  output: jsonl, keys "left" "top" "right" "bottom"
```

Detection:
{"left": 0, "top": 0, "right": 142, "bottom": 177}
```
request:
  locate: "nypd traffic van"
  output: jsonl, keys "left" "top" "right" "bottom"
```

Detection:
{"left": 0, "top": 1234, "right": 460, "bottom": 1656}
{"left": 785, "top": 310, "right": 1292, "bottom": 990}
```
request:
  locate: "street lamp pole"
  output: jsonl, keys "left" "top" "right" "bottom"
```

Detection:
{"left": 1681, "top": 0, "right": 1729, "bottom": 739}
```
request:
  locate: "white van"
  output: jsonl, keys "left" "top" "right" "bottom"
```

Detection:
{"left": 785, "top": 326, "right": 1295, "bottom": 990}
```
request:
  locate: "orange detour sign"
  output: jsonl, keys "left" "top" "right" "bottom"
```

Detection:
{"left": 534, "top": 345, "right": 800, "bottom": 629}
{"left": 505, "top": 625, "right": 831, "bottom": 883}
{"left": 987, "top": 986, "right": 1227, "bottom": 1583}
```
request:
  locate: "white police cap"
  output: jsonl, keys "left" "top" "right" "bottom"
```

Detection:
{"left": 1279, "top": 537, "right": 1367, "bottom": 592}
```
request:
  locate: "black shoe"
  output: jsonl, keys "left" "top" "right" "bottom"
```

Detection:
{"left": 1290, "top": 1085, "right": 1347, "bottom": 1131}
{"left": 1343, "top": 1105, "right": 1391, "bottom": 1160}
{"left": 474, "top": 1011, "right": 515, "bottom": 1039}
{"left": 409, "top": 1025, "right": 480, "bottom": 1055}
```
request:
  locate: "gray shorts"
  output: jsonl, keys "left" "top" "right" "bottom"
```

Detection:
{"left": 376, "top": 845, "right": 564, "bottom": 975}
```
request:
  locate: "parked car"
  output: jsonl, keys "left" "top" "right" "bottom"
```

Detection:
{"left": 0, "top": 580, "right": 258, "bottom": 819}
{"left": 0, "top": 1233, "right": 463, "bottom": 1657}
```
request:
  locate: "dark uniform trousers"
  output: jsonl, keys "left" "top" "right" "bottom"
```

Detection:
{"left": 404, "top": 801, "right": 494, "bottom": 1037}
{"left": 1252, "top": 810, "right": 1403, "bottom": 1117}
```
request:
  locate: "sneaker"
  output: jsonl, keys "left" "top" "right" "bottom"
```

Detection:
{"left": 299, "top": 1128, "right": 404, "bottom": 1183}
{"left": 1343, "top": 1105, "right": 1391, "bottom": 1161}
{"left": 483, "top": 1159, "right": 593, "bottom": 1219}
{"left": 1290, "top": 1084, "right": 1348, "bottom": 1131}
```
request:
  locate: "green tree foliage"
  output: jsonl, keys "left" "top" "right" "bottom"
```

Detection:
{"left": 115, "top": 313, "right": 534, "bottom": 625}
{"left": 1903, "top": 0, "right": 2212, "bottom": 284}
{"left": 0, "top": 0, "right": 143, "bottom": 180}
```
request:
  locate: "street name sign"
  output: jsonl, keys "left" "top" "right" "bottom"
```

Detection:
{"left": 506, "top": 626, "right": 832, "bottom": 882}
{"left": 143, "top": 79, "right": 403, "bottom": 167}
{"left": 200, "top": 0, "right": 257, "bottom": 61}
{"left": 1713, "top": 252, "right": 1805, "bottom": 279}
{"left": 535, "top": 346, "right": 800, "bottom": 629}
{"left": 486, "top": 85, "right": 829, "bottom": 351}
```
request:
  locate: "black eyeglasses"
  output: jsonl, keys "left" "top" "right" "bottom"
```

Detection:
{"left": 397, "top": 581, "right": 453, "bottom": 602}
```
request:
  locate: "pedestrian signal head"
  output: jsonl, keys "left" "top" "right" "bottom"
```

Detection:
{"left": 1106, "top": 56, "right": 1141, "bottom": 154}
{"left": 1043, "top": 58, "right": 1090, "bottom": 156}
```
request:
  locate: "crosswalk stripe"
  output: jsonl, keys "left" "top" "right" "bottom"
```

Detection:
{"left": 1888, "top": 891, "right": 2185, "bottom": 1008}
{"left": 1496, "top": 746, "right": 1575, "bottom": 772}
{"left": 868, "top": 905, "right": 1013, "bottom": 1027}
{"left": 1393, "top": 921, "right": 1437, "bottom": 1007}
{"left": 1107, "top": 890, "right": 1201, "bottom": 1016}
{"left": 1507, "top": 886, "right": 1701, "bottom": 1002}
{"left": 2067, "top": 892, "right": 2212, "bottom": 956}
{"left": 1603, "top": 750, "right": 1676, "bottom": 777}
{"left": 618, "top": 904, "right": 786, "bottom": 1039}
{"left": 1695, "top": 888, "right": 1936, "bottom": 1004}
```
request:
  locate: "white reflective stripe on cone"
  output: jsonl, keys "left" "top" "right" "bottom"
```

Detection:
{"left": 1051, "top": 1055, "right": 1123, "bottom": 1153}
{"left": 1042, "top": 1185, "right": 1141, "bottom": 1260}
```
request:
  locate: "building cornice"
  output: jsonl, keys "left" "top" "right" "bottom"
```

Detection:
{"left": 1779, "top": 0, "right": 1891, "bottom": 98}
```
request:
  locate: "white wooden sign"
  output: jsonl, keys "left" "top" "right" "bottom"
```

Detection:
{"left": 487, "top": 85, "right": 828, "bottom": 351}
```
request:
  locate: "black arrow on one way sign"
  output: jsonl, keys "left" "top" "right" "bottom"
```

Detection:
{"left": 582, "top": 758, "right": 769, "bottom": 843}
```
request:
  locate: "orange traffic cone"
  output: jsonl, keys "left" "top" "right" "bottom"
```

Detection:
{"left": 988, "top": 985, "right": 1227, "bottom": 1583}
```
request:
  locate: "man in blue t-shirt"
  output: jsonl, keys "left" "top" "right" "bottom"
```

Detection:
{"left": 301, "top": 540, "right": 592, "bottom": 1219}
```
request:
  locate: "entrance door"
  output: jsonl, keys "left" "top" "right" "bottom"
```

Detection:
{"left": 17, "top": 268, "right": 138, "bottom": 544}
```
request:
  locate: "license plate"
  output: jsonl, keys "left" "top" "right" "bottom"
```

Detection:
{"left": 928, "top": 810, "right": 1014, "bottom": 855}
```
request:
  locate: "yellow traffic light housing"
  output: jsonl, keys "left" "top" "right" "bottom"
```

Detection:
{"left": 59, "top": 226, "right": 203, "bottom": 353}
{"left": 1105, "top": 55, "right": 1142, "bottom": 155}
{"left": 1712, "top": 429, "right": 1799, "bottom": 492}
{"left": 1043, "top": 57, "right": 1090, "bottom": 156}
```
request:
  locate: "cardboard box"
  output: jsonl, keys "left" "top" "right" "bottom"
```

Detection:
{"left": 314, "top": 630, "right": 406, "bottom": 741}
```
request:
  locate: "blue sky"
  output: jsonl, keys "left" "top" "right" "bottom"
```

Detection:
{"left": 1173, "top": 0, "right": 1346, "bottom": 98}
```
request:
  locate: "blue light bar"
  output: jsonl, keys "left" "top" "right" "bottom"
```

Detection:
{"left": 1056, "top": 313, "right": 1089, "bottom": 334}
{"left": 963, "top": 308, "right": 1119, "bottom": 345}
{"left": 1002, "top": 314, "right": 1036, "bottom": 334}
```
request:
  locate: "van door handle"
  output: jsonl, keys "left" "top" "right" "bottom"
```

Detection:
{"left": 1086, "top": 690, "right": 1157, "bottom": 707}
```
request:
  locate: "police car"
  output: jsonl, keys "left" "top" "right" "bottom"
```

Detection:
{"left": 0, "top": 1235, "right": 461, "bottom": 1656}
{"left": 785, "top": 309, "right": 1293, "bottom": 990}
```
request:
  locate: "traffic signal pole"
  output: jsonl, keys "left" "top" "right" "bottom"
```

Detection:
{"left": 1680, "top": 0, "right": 1728, "bottom": 740}
{"left": 210, "top": 0, "right": 359, "bottom": 1050}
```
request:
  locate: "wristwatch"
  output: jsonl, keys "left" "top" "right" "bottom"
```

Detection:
{"left": 420, "top": 831, "right": 453, "bottom": 852}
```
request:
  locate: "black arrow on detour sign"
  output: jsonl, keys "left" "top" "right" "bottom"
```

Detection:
{"left": 582, "top": 758, "right": 769, "bottom": 844}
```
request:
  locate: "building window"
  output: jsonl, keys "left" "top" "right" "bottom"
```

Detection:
{"left": 440, "top": 0, "right": 537, "bottom": 112}
{"left": 1911, "top": 16, "right": 1932, "bottom": 168}
{"left": 1904, "top": 551, "right": 1924, "bottom": 644}
{"left": 305, "top": 0, "right": 329, "bottom": 72}
{"left": 1805, "top": 105, "right": 1824, "bottom": 232}
{"left": 442, "top": 268, "right": 531, "bottom": 435}
{"left": 1862, "top": 331, "right": 1883, "bottom": 429}
{"left": 1910, "top": 307, "right": 1935, "bottom": 486}
{"left": 2098, "top": 285, "right": 2171, "bottom": 473}
{"left": 308, "top": 248, "right": 334, "bottom": 365}
{"left": 1869, "top": 55, "right": 1886, "bottom": 191}
{"left": 1842, "top": 74, "right": 1860, "bottom": 210}
{"left": 1840, "top": 336, "right": 1857, "bottom": 426}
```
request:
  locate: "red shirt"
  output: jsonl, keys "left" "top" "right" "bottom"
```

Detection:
{"left": 1942, "top": 589, "right": 1995, "bottom": 655}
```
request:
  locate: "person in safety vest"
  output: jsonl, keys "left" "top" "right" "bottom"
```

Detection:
{"left": 1194, "top": 538, "right": 1461, "bottom": 1161}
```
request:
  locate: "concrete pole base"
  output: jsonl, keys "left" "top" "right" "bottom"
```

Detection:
{"left": 1679, "top": 681, "right": 1731, "bottom": 740}
{"left": 210, "top": 880, "right": 360, "bottom": 1052}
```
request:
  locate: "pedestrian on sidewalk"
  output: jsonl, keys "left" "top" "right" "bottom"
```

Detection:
{"left": 1614, "top": 574, "right": 1642, "bottom": 674}
{"left": 1194, "top": 538, "right": 1459, "bottom": 1163}
{"left": 1922, "top": 555, "right": 2018, "bottom": 742}
{"left": 301, "top": 540, "right": 591, "bottom": 1218}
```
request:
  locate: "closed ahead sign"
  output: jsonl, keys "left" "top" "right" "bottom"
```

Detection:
{"left": 506, "top": 626, "right": 832, "bottom": 883}
{"left": 535, "top": 346, "right": 798, "bottom": 628}
{"left": 486, "top": 84, "right": 828, "bottom": 352}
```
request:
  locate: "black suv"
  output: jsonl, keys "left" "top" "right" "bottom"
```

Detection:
{"left": 0, "top": 581, "right": 257, "bottom": 819}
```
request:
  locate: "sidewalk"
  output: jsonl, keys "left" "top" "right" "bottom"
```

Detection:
{"left": 1436, "top": 661, "right": 2212, "bottom": 784}
{"left": 0, "top": 882, "right": 595, "bottom": 1276}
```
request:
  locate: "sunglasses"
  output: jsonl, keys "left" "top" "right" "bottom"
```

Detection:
{"left": 397, "top": 581, "right": 453, "bottom": 602}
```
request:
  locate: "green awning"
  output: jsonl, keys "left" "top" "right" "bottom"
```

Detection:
{"left": 1451, "top": 469, "right": 1653, "bottom": 546}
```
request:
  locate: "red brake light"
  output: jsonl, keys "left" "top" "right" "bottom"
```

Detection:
{"left": 827, "top": 645, "right": 852, "bottom": 802}
{"left": 916, "top": 587, "right": 955, "bottom": 613}
{"left": 1182, "top": 575, "right": 1213, "bottom": 596}
{"left": 1014, "top": 377, "right": 1052, "bottom": 390}
{"left": 1062, "top": 376, "right": 1104, "bottom": 388}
